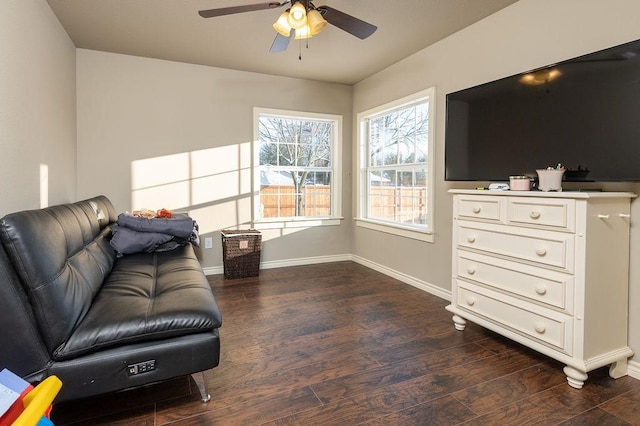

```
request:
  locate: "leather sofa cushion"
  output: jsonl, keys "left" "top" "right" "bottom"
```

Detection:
{"left": 0, "top": 197, "right": 117, "bottom": 353}
{"left": 55, "top": 244, "right": 222, "bottom": 360}
{"left": 0, "top": 242, "right": 50, "bottom": 379}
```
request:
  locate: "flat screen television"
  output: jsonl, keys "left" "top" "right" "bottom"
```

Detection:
{"left": 444, "top": 38, "right": 640, "bottom": 182}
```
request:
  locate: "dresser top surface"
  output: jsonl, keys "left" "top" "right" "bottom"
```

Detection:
{"left": 449, "top": 189, "right": 637, "bottom": 199}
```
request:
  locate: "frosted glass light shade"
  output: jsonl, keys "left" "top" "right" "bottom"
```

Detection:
{"left": 273, "top": 11, "right": 292, "bottom": 36}
{"left": 294, "top": 24, "right": 312, "bottom": 39}
{"left": 287, "top": 2, "right": 307, "bottom": 29}
{"left": 306, "top": 9, "right": 327, "bottom": 35}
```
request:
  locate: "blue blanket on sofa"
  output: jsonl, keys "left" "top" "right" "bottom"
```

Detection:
{"left": 110, "top": 213, "right": 200, "bottom": 254}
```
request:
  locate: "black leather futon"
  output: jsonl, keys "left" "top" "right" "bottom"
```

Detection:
{"left": 0, "top": 196, "right": 222, "bottom": 402}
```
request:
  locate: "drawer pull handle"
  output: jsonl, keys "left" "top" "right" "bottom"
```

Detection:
{"left": 619, "top": 213, "right": 631, "bottom": 219}
{"left": 534, "top": 322, "right": 546, "bottom": 334}
{"left": 472, "top": 206, "right": 481, "bottom": 214}
{"left": 467, "top": 235, "right": 476, "bottom": 243}
{"left": 535, "top": 284, "right": 547, "bottom": 295}
{"left": 466, "top": 266, "right": 476, "bottom": 275}
{"left": 529, "top": 211, "right": 541, "bottom": 219}
{"left": 535, "top": 247, "right": 547, "bottom": 256}
{"left": 466, "top": 296, "right": 475, "bottom": 306}
{"left": 598, "top": 214, "right": 610, "bottom": 220}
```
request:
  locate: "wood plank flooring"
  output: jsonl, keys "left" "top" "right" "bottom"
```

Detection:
{"left": 51, "top": 261, "right": 640, "bottom": 425}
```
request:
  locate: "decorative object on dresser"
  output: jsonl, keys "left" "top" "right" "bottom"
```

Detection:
{"left": 536, "top": 168, "right": 565, "bottom": 192}
{"left": 447, "top": 189, "right": 636, "bottom": 389}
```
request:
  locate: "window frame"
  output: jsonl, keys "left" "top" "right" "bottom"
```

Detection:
{"left": 356, "top": 88, "right": 436, "bottom": 243}
{"left": 253, "top": 107, "right": 343, "bottom": 229}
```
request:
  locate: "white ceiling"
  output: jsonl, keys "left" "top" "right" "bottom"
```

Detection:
{"left": 46, "top": 0, "right": 519, "bottom": 85}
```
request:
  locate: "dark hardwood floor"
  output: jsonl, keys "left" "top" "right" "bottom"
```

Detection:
{"left": 51, "top": 261, "right": 640, "bottom": 425}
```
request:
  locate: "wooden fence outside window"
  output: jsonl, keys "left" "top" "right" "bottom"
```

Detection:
{"left": 260, "top": 185, "right": 427, "bottom": 223}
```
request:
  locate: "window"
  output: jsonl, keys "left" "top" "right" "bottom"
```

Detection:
{"left": 356, "top": 88, "right": 435, "bottom": 242}
{"left": 254, "top": 108, "right": 342, "bottom": 228}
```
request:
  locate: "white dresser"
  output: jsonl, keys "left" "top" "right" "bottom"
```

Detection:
{"left": 447, "top": 190, "right": 636, "bottom": 388}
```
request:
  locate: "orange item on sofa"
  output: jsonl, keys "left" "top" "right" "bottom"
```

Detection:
{"left": 156, "top": 208, "right": 174, "bottom": 218}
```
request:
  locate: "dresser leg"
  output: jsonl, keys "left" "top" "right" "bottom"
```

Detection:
{"left": 563, "top": 366, "right": 588, "bottom": 389}
{"left": 452, "top": 315, "right": 467, "bottom": 331}
{"left": 609, "top": 358, "right": 628, "bottom": 379}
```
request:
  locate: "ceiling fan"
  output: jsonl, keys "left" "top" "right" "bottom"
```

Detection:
{"left": 198, "top": 1, "right": 377, "bottom": 54}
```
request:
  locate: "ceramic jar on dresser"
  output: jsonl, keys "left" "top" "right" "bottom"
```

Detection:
{"left": 447, "top": 189, "right": 636, "bottom": 388}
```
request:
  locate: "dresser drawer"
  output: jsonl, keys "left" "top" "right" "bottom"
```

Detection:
{"left": 456, "top": 283, "right": 572, "bottom": 354}
{"left": 507, "top": 198, "right": 575, "bottom": 231}
{"left": 456, "top": 195, "right": 503, "bottom": 222}
{"left": 457, "top": 221, "right": 575, "bottom": 272}
{"left": 456, "top": 251, "right": 574, "bottom": 313}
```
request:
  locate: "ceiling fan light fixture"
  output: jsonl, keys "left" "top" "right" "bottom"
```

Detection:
{"left": 306, "top": 9, "right": 327, "bottom": 35}
{"left": 198, "top": 2, "right": 378, "bottom": 55}
{"left": 273, "top": 10, "right": 292, "bottom": 36}
{"left": 520, "top": 68, "right": 562, "bottom": 85}
{"left": 294, "top": 24, "right": 313, "bottom": 40}
{"left": 287, "top": 2, "right": 307, "bottom": 29}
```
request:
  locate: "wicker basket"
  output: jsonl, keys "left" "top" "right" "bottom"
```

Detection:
{"left": 221, "top": 229, "right": 261, "bottom": 279}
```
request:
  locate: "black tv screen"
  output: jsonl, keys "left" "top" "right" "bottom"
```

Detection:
{"left": 445, "top": 38, "right": 640, "bottom": 182}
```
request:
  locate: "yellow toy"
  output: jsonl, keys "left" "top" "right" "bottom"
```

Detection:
{"left": 2, "top": 376, "right": 62, "bottom": 426}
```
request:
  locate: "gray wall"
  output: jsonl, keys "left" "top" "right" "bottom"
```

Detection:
{"left": 76, "top": 50, "right": 354, "bottom": 268}
{"left": 0, "top": 0, "right": 77, "bottom": 216}
{"left": 352, "top": 0, "right": 640, "bottom": 366}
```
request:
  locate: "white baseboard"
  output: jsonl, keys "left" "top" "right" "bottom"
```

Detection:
{"left": 261, "top": 254, "right": 353, "bottom": 269}
{"left": 202, "top": 254, "right": 352, "bottom": 277}
{"left": 351, "top": 255, "right": 451, "bottom": 302}
{"left": 202, "top": 266, "right": 223, "bottom": 276}
{"left": 628, "top": 359, "right": 640, "bottom": 381}
{"left": 203, "top": 254, "right": 451, "bottom": 302}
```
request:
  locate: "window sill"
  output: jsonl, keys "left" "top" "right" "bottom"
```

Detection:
{"left": 253, "top": 217, "right": 343, "bottom": 230}
{"left": 355, "top": 218, "right": 434, "bottom": 243}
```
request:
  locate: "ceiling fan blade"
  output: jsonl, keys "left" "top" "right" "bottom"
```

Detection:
{"left": 270, "top": 32, "right": 293, "bottom": 53}
{"left": 317, "top": 6, "right": 377, "bottom": 39}
{"left": 199, "top": 1, "right": 288, "bottom": 18}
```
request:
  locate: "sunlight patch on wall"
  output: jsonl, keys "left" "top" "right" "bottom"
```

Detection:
{"left": 190, "top": 144, "right": 252, "bottom": 204}
{"left": 132, "top": 153, "right": 190, "bottom": 190}
{"left": 131, "top": 153, "right": 191, "bottom": 210}
{"left": 191, "top": 144, "right": 251, "bottom": 177}
{"left": 191, "top": 171, "right": 239, "bottom": 205}
{"left": 40, "top": 164, "right": 49, "bottom": 208}
{"left": 190, "top": 198, "right": 252, "bottom": 235}
{"left": 133, "top": 181, "right": 191, "bottom": 211}
{"left": 258, "top": 226, "right": 306, "bottom": 242}
{"left": 130, "top": 143, "right": 253, "bottom": 234}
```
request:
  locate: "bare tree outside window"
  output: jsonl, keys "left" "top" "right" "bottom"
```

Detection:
{"left": 356, "top": 88, "right": 435, "bottom": 240}
{"left": 366, "top": 100, "right": 430, "bottom": 227}
{"left": 258, "top": 114, "right": 335, "bottom": 219}
{"left": 369, "top": 103, "right": 428, "bottom": 167}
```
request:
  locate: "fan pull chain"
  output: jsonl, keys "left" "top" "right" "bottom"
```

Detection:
{"left": 298, "top": 37, "right": 310, "bottom": 61}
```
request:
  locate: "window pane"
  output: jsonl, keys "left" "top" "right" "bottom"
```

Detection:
{"left": 259, "top": 142, "right": 277, "bottom": 166}
{"left": 368, "top": 117, "right": 385, "bottom": 166}
{"left": 303, "top": 180, "right": 331, "bottom": 216}
{"left": 367, "top": 168, "right": 428, "bottom": 225}
{"left": 369, "top": 102, "right": 428, "bottom": 167}
{"left": 361, "top": 92, "right": 431, "bottom": 231}
{"left": 258, "top": 112, "right": 336, "bottom": 220}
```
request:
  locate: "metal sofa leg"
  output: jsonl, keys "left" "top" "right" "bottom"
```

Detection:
{"left": 191, "top": 371, "right": 211, "bottom": 402}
